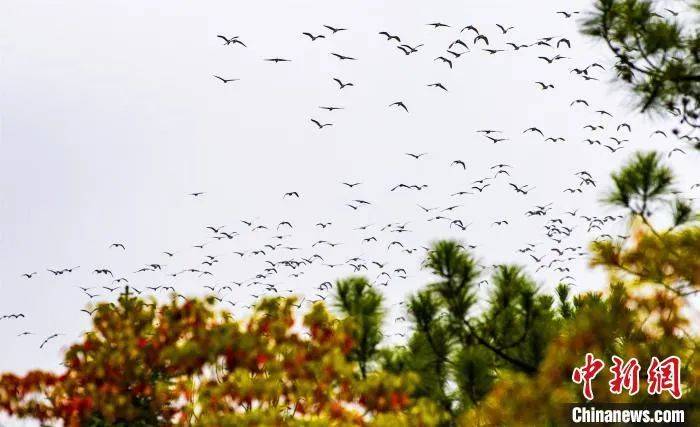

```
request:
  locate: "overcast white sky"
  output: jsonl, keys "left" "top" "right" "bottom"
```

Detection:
{"left": 0, "top": 0, "right": 696, "bottom": 394}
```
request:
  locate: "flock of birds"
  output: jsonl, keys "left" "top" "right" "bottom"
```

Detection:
{"left": 3, "top": 6, "right": 698, "bottom": 359}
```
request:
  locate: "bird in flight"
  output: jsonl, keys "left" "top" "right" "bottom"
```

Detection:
{"left": 405, "top": 152, "right": 427, "bottom": 159}
{"left": 39, "top": 333, "right": 62, "bottom": 349}
{"left": 302, "top": 32, "right": 325, "bottom": 41}
{"left": 324, "top": 25, "right": 347, "bottom": 34}
{"left": 523, "top": 127, "right": 544, "bottom": 136}
{"left": 451, "top": 160, "right": 466, "bottom": 169}
{"left": 213, "top": 75, "right": 239, "bottom": 84}
{"left": 319, "top": 106, "right": 344, "bottom": 111}
{"left": 535, "top": 82, "right": 554, "bottom": 90}
{"left": 428, "top": 22, "right": 450, "bottom": 29}
{"left": 474, "top": 35, "right": 489, "bottom": 45}
{"left": 265, "top": 58, "right": 291, "bottom": 63}
{"left": 435, "top": 56, "right": 453, "bottom": 68}
{"left": 668, "top": 148, "right": 686, "bottom": 158}
{"left": 333, "top": 78, "right": 354, "bottom": 89}
{"left": 284, "top": 191, "right": 300, "bottom": 198}
{"left": 379, "top": 31, "right": 401, "bottom": 42}
{"left": 427, "top": 82, "right": 448, "bottom": 91}
{"left": 496, "top": 24, "right": 515, "bottom": 34}
{"left": 109, "top": 243, "right": 126, "bottom": 250}
{"left": 557, "top": 38, "right": 571, "bottom": 48}
{"left": 310, "top": 119, "right": 333, "bottom": 129}
{"left": 189, "top": 192, "right": 205, "bottom": 197}
{"left": 331, "top": 52, "right": 357, "bottom": 61}
{"left": 389, "top": 101, "right": 409, "bottom": 112}
{"left": 486, "top": 136, "right": 508, "bottom": 144}
{"left": 507, "top": 42, "right": 529, "bottom": 50}
{"left": 217, "top": 35, "right": 246, "bottom": 47}
{"left": 556, "top": 11, "right": 580, "bottom": 18}
{"left": 22, "top": 272, "right": 37, "bottom": 279}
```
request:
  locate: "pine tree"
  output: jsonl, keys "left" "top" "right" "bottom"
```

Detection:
{"left": 582, "top": 0, "right": 700, "bottom": 142}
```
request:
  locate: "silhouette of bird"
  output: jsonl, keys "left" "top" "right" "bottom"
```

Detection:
{"left": 333, "top": 78, "right": 354, "bottom": 89}
{"left": 331, "top": 52, "right": 357, "bottom": 61}
{"left": 310, "top": 119, "right": 333, "bottom": 129}
{"left": 557, "top": 38, "right": 571, "bottom": 48}
{"left": 302, "top": 32, "right": 325, "bottom": 41}
{"left": 434, "top": 56, "right": 453, "bottom": 68}
{"left": 405, "top": 152, "right": 427, "bottom": 159}
{"left": 389, "top": 101, "right": 409, "bottom": 112}
{"left": 39, "top": 333, "right": 61, "bottom": 349}
{"left": 451, "top": 160, "right": 466, "bottom": 169}
{"left": 556, "top": 11, "right": 580, "bottom": 18}
{"left": 523, "top": 127, "right": 544, "bottom": 136}
{"left": 324, "top": 25, "right": 347, "bottom": 34}
{"left": 378, "top": 31, "right": 400, "bottom": 42}
{"left": 496, "top": 24, "right": 514, "bottom": 34}
{"left": 428, "top": 82, "right": 448, "bottom": 91}
{"left": 535, "top": 82, "right": 554, "bottom": 90}
{"left": 474, "top": 35, "right": 489, "bottom": 45}
{"left": 213, "top": 75, "right": 239, "bottom": 83}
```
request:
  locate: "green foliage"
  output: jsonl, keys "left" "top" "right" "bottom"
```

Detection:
{"left": 606, "top": 151, "right": 674, "bottom": 214}
{"left": 582, "top": 0, "right": 700, "bottom": 140}
{"left": 334, "top": 242, "right": 568, "bottom": 424}
{"left": 593, "top": 151, "right": 700, "bottom": 295}
{"left": 334, "top": 277, "right": 385, "bottom": 378}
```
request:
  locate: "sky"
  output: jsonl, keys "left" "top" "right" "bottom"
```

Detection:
{"left": 0, "top": 0, "right": 697, "bottom": 399}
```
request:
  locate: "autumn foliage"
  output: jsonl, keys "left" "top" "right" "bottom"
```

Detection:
{"left": 0, "top": 295, "right": 441, "bottom": 426}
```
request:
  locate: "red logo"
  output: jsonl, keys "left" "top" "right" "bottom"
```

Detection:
{"left": 572, "top": 354, "right": 682, "bottom": 399}
{"left": 609, "top": 356, "right": 641, "bottom": 395}
{"left": 572, "top": 353, "right": 605, "bottom": 400}
{"left": 647, "top": 356, "right": 682, "bottom": 399}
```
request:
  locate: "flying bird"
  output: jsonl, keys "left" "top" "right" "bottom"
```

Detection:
{"left": 389, "top": 101, "right": 409, "bottom": 112}
{"left": 331, "top": 52, "right": 357, "bottom": 61}
{"left": 474, "top": 35, "right": 489, "bottom": 45}
{"left": 379, "top": 31, "right": 401, "bottom": 42}
{"left": 434, "top": 56, "right": 453, "bottom": 68}
{"left": 302, "top": 32, "right": 325, "bottom": 41}
{"left": 427, "top": 82, "right": 448, "bottom": 91}
{"left": 310, "top": 119, "right": 333, "bottom": 129}
{"left": 324, "top": 25, "right": 347, "bottom": 34}
{"left": 213, "top": 75, "right": 239, "bottom": 83}
{"left": 333, "top": 78, "right": 354, "bottom": 89}
{"left": 496, "top": 24, "right": 514, "bottom": 34}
